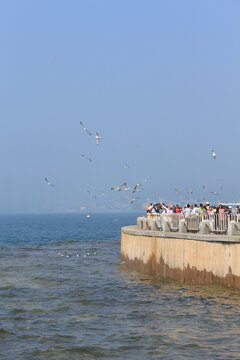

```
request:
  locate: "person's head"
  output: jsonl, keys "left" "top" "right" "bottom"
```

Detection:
{"left": 190, "top": 204, "right": 193, "bottom": 209}
{"left": 200, "top": 203, "right": 203, "bottom": 208}
{"left": 195, "top": 204, "right": 198, "bottom": 208}
{"left": 187, "top": 204, "right": 190, "bottom": 208}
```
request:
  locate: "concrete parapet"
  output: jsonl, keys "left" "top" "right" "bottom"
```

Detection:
{"left": 155, "top": 219, "right": 161, "bottom": 230}
{"left": 142, "top": 218, "right": 150, "bottom": 230}
{"left": 137, "top": 217, "right": 144, "bottom": 229}
{"left": 228, "top": 221, "right": 240, "bottom": 236}
{"left": 162, "top": 219, "right": 171, "bottom": 232}
{"left": 200, "top": 220, "right": 211, "bottom": 234}
{"left": 179, "top": 219, "right": 188, "bottom": 233}
{"left": 149, "top": 219, "right": 159, "bottom": 231}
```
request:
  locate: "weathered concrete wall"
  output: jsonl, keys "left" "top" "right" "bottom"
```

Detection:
{"left": 121, "top": 226, "right": 240, "bottom": 288}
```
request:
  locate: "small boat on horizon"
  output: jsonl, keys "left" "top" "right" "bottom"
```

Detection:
{"left": 86, "top": 213, "right": 91, "bottom": 218}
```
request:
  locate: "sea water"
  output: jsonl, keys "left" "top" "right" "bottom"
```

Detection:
{"left": 0, "top": 213, "right": 240, "bottom": 359}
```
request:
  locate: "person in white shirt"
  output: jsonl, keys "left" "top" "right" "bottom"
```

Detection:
{"left": 191, "top": 204, "right": 199, "bottom": 216}
{"left": 183, "top": 204, "right": 192, "bottom": 217}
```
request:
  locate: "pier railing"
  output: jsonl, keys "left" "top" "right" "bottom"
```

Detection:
{"left": 137, "top": 214, "right": 240, "bottom": 236}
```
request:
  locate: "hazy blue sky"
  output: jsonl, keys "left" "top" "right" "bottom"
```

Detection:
{"left": 1, "top": 0, "right": 240, "bottom": 213}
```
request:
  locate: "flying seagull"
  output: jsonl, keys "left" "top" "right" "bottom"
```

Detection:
{"left": 124, "top": 162, "right": 129, "bottom": 168}
{"left": 111, "top": 183, "right": 126, "bottom": 191}
{"left": 44, "top": 178, "right": 55, "bottom": 187}
{"left": 175, "top": 189, "right": 181, "bottom": 194}
{"left": 188, "top": 189, "right": 193, "bottom": 194}
{"left": 87, "top": 190, "right": 97, "bottom": 199}
{"left": 96, "top": 132, "right": 102, "bottom": 145}
{"left": 81, "top": 154, "right": 92, "bottom": 162}
{"left": 211, "top": 149, "right": 216, "bottom": 160}
{"left": 101, "top": 192, "right": 107, "bottom": 197}
{"left": 80, "top": 121, "right": 92, "bottom": 135}
{"left": 132, "top": 184, "right": 143, "bottom": 193}
{"left": 131, "top": 198, "right": 139, "bottom": 204}
{"left": 202, "top": 184, "right": 208, "bottom": 189}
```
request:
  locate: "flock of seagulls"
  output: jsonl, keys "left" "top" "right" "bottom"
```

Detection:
{"left": 58, "top": 250, "right": 97, "bottom": 258}
{"left": 44, "top": 120, "right": 146, "bottom": 215}
{"left": 44, "top": 123, "right": 220, "bottom": 212}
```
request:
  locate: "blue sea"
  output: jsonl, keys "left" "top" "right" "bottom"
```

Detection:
{"left": 1, "top": 213, "right": 240, "bottom": 359}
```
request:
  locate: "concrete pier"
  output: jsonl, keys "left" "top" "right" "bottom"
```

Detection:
{"left": 121, "top": 222, "right": 240, "bottom": 289}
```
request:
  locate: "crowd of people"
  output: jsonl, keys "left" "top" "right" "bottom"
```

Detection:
{"left": 145, "top": 202, "right": 240, "bottom": 217}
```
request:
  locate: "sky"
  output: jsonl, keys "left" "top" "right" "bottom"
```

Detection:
{"left": 0, "top": 0, "right": 240, "bottom": 213}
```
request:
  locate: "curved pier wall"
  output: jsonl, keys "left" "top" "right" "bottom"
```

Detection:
{"left": 121, "top": 226, "right": 240, "bottom": 288}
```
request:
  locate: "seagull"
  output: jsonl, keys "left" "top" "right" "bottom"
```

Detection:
{"left": 44, "top": 178, "right": 55, "bottom": 187}
{"left": 175, "top": 189, "right": 181, "bottom": 194}
{"left": 111, "top": 183, "right": 126, "bottom": 191}
{"left": 132, "top": 184, "right": 142, "bottom": 193}
{"left": 202, "top": 184, "right": 208, "bottom": 189}
{"left": 211, "top": 149, "right": 216, "bottom": 160}
{"left": 123, "top": 183, "right": 130, "bottom": 191}
{"left": 143, "top": 178, "right": 150, "bottom": 183}
{"left": 96, "top": 132, "right": 102, "bottom": 145}
{"left": 87, "top": 190, "right": 97, "bottom": 199}
{"left": 211, "top": 191, "right": 219, "bottom": 196}
{"left": 81, "top": 154, "right": 92, "bottom": 162}
{"left": 80, "top": 121, "right": 92, "bottom": 135}
{"left": 124, "top": 162, "right": 129, "bottom": 168}
{"left": 188, "top": 189, "right": 193, "bottom": 194}
{"left": 101, "top": 192, "right": 107, "bottom": 197}
{"left": 131, "top": 198, "right": 139, "bottom": 204}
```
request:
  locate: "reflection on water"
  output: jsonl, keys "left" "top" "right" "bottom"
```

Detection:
{"left": 0, "top": 214, "right": 240, "bottom": 359}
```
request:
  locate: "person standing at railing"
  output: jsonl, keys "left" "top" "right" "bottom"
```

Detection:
{"left": 207, "top": 206, "right": 215, "bottom": 216}
{"left": 218, "top": 205, "right": 225, "bottom": 218}
{"left": 191, "top": 204, "right": 199, "bottom": 216}
{"left": 161, "top": 203, "right": 174, "bottom": 214}
{"left": 198, "top": 204, "right": 206, "bottom": 216}
{"left": 175, "top": 205, "right": 182, "bottom": 214}
{"left": 145, "top": 202, "right": 157, "bottom": 214}
{"left": 183, "top": 204, "right": 192, "bottom": 218}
